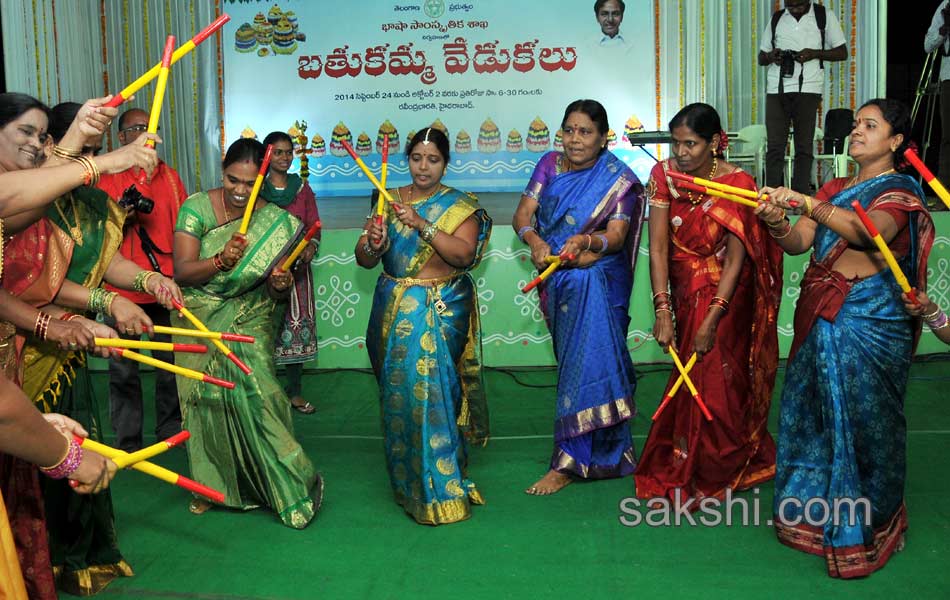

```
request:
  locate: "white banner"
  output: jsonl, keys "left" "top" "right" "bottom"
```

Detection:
{"left": 223, "top": 0, "right": 657, "bottom": 196}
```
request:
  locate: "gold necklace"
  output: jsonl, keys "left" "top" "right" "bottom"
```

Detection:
{"left": 55, "top": 196, "right": 83, "bottom": 246}
{"left": 845, "top": 167, "right": 896, "bottom": 190}
{"left": 219, "top": 189, "right": 232, "bottom": 222}
{"left": 405, "top": 184, "right": 444, "bottom": 205}
{"left": 686, "top": 157, "right": 718, "bottom": 205}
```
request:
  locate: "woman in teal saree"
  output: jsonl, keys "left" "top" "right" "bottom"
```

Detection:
{"left": 173, "top": 138, "right": 321, "bottom": 529}
{"left": 756, "top": 99, "right": 934, "bottom": 578}
{"left": 357, "top": 127, "right": 491, "bottom": 525}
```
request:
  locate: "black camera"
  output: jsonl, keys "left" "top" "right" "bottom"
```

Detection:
{"left": 118, "top": 185, "right": 154, "bottom": 214}
{"left": 779, "top": 50, "right": 797, "bottom": 78}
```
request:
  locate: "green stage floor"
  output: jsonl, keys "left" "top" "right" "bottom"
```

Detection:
{"left": 84, "top": 358, "right": 949, "bottom": 599}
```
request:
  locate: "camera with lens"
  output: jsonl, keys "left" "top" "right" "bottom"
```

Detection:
{"left": 118, "top": 185, "right": 154, "bottom": 214}
{"left": 779, "top": 50, "right": 798, "bottom": 78}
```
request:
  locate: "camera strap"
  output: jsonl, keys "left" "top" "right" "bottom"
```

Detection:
{"left": 137, "top": 226, "right": 169, "bottom": 276}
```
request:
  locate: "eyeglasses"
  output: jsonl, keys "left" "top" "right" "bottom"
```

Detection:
{"left": 120, "top": 124, "right": 159, "bottom": 134}
{"left": 272, "top": 148, "right": 294, "bottom": 157}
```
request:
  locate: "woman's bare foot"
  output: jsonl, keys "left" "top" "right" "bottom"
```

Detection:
{"left": 525, "top": 470, "right": 572, "bottom": 495}
{"left": 189, "top": 498, "right": 213, "bottom": 515}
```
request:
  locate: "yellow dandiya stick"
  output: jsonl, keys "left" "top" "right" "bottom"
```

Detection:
{"left": 279, "top": 219, "right": 322, "bottom": 272}
{"left": 377, "top": 135, "right": 390, "bottom": 222}
{"left": 675, "top": 180, "right": 760, "bottom": 209}
{"left": 95, "top": 338, "right": 207, "bottom": 353}
{"left": 669, "top": 346, "right": 713, "bottom": 421}
{"left": 111, "top": 431, "right": 190, "bottom": 469}
{"left": 143, "top": 35, "right": 175, "bottom": 150}
{"left": 74, "top": 436, "right": 225, "bottom": 503}
{"left": 103, "top": 14, "right": 230, "bottom": 107}
{"left": 341, "top": 140, "right": 398, "bottom": 205}
{"left": 652, "top": 351, "right": 698, "bottom": 421}
{"left": 237, "top": 144, "right": 273, "bottom": 235}
{"left": 112, "top": 348, "right": 235, "bottom": 389}
{"left": 851, "top": 200, "right": 919, "bottom": 303}
{"left": 521, "top": 252, "right": 575, "bottom": 293}
{"left": 169, "top": 298, "right": 252, "bottom": 374}
{"left": 667, "top": 169, "right": 764, "bottom": 200}
{"left": 151, "top": 325, "right": 255, "bottom": 344}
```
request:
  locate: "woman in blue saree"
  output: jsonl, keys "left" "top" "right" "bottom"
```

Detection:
{"left": 756, "top": 99, "right": 934, "bottom": 578}
{"left": 173, "top": 138, "right": 321, "bottom": 529}
{"left": 357, "top": 127, "right": 491, "bottom": 525}
{"left": 512, "top": 99, "right": 645, "bottom": 495}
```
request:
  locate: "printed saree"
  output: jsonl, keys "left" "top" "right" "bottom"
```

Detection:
{"left": 635, "top": 160, "right": 783, "bottom": 502}
{"left": 773, "top": 174, "right": 933, "bottom": 578}
{"left": 366, "top": 186, "right": 491, "bottom": 525}
{"left": 262, "top": 175, "right": 320, "bottom": 364}
{"left": 524, "top": 150, "right": 645, "bottom": 479}
{"left": 174, "top": 193, "right": 320, "bottom": 529}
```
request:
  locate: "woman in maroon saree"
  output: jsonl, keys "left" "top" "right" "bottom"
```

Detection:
{"left": 635, "top": 103, "right": 783, "bottom": 505}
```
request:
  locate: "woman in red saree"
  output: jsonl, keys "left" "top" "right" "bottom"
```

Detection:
{"left": 635, "top": 103, "right": 783, "bottom": 505}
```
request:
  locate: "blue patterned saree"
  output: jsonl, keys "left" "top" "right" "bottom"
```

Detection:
{"left": 774, "top": 174, "right": 933, "bottom": 578}
{"left": 366, "top": 187, "right": 491, "bottom": 525}
{"left": 525, "top": 151, "right": 645, "bottom": 479}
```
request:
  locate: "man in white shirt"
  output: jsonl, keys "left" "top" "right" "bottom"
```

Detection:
{"left": 758, "top": 0, "right": 847, "bottom": 193}
{"left": 925, "top": 0, "right": 950, "bottom": 189}
{"left": 593, "top": 0, "right": 628, "bottom": 49}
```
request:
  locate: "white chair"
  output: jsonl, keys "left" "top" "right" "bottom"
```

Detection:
{"left": 725, "top": 124, "right": 766, "bottom": 182}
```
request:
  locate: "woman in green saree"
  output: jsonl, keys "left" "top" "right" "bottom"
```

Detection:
{"left": 172, "top": 138, "right": 321, "bottom": 529}
{"left": 357, "top": 127, "right": 492, "bottom": 525}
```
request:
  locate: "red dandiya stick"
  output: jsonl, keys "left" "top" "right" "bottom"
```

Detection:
{"left": 903, "top": 148, "right": 950, "bottom": 210}
{"left": 104, "top": 14, "right": 230, "bottom": 107}
{"left": 850, "top": 200, "right": 918, "bottom": 303}
{"left": 112, "top": 348, "right": 235, "bottom": 389}
{"left": 111, "top": 431, "right": 190, "bottom": 469}
{"left": 278, "top": 219, "right": 322, "bottom": 272}
{"left": 74, "top": 436, "right": 225, "bottom": 503}
{"left": 521, "top": 252, "right": 575, "bottom": 293}
{"left": 151, "top": 325, "right": 255, "bottom": 344}
{"left": 170, "top": 297, "right": 252, "bottom": 374}
{"left": 237, "top": 144, "right": 273, "bottom": 235}
{"left": 652, "top": 351, "right": 697, "bottom": 421}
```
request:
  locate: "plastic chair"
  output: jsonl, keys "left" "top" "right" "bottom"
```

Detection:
{"left": 814, "top": 108, "right": 855, "bottom": 185}
{"left": 725, "top": 124, "right": 766, "bottom": 182}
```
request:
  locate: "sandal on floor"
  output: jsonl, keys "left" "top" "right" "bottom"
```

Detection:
{"left": 189, "top": 498, "right": 213, "bottom": 515}
{"left": 290, "top": 397, "right": 316, "bottom": 414}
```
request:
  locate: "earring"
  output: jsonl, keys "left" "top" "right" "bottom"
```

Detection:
{"left": 443, "top": 167, "right": 447, "bottom": 176}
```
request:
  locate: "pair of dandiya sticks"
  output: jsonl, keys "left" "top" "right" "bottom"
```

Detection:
{"left": 74, "top": 431, "right": 225, "bottom": 503}
{"left": 655, "top": 147, "right": 946, "bottom": 421}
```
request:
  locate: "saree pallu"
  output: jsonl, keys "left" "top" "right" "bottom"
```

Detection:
{"left": 635, "top": 162, "right": 783, "bottom": 502}
{"left": 174, "top": 196, "right": 319, "bottom": 529}
{"left": 366, "top": 187, "right": 491, "bottom": 525}
{"left": 263, "top": 177, "right": 320, "bottom": 364}
{"left": 6, "top": 188, "right": 131, "bottom": 596}
{"left": 531, "top": 151, "right": 645, "bottom": 479}
{"left": 774, "top": 174, "right": 933, "bottom": 579}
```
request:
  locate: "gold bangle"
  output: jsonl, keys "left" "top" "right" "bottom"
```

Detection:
{"left": 39, "top": 436, "right": 72, "bottom": 470}
{"left": 52, "top": 145, "right": 81, "bottom": 159}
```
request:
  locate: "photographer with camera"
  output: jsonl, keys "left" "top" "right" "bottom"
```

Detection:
{"left": 758, "top": 0, "right": 847, "bottom": 193}
{"left": 97, "top": 108, "right": 187, "bottom": 452}
{"left": 926, "top": 1, "right": 950, "bottom": 192}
